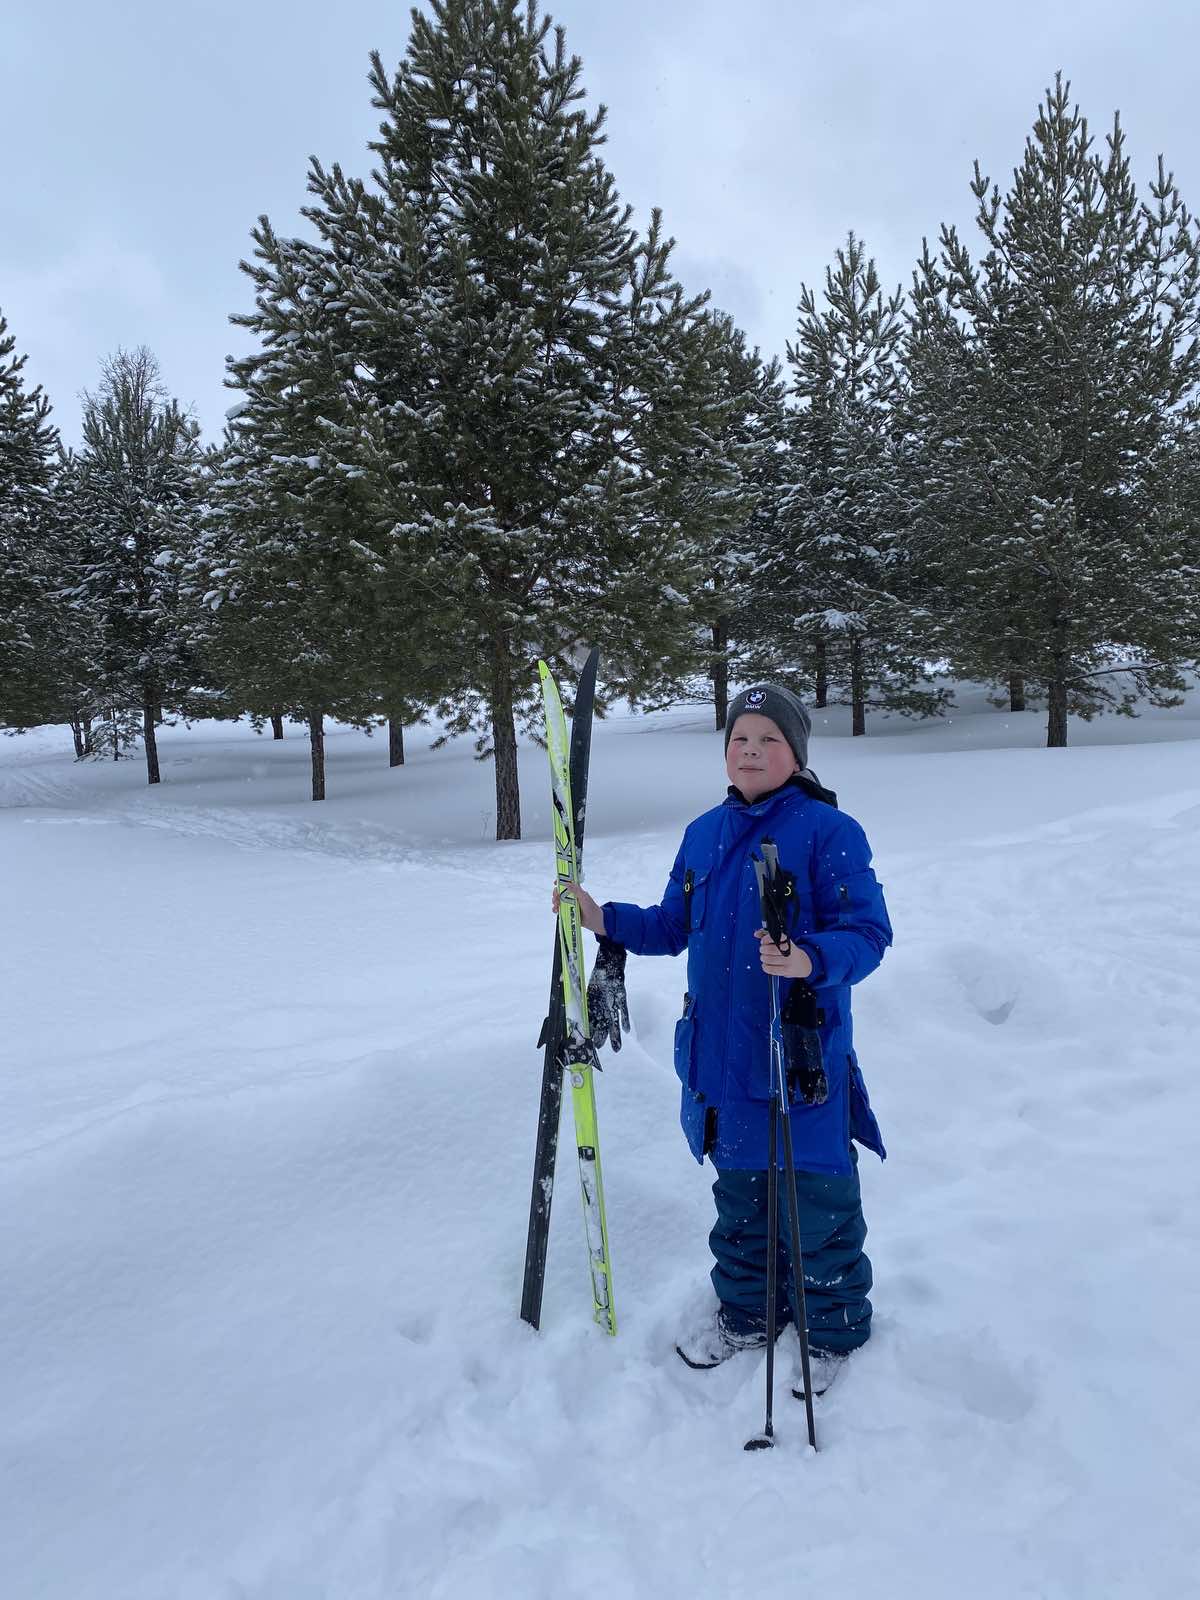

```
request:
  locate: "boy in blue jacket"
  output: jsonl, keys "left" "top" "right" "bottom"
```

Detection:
{"left": 565, "top": 684, "right": 892, "bottom": 1385}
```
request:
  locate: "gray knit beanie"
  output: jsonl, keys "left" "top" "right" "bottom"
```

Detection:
{"left": 724, "top": 684, "right": 812, "bottom": 771}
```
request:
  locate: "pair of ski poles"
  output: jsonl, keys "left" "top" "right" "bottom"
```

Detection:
{"left": 746, "top": 838, "right": 819, "bottom": 1454}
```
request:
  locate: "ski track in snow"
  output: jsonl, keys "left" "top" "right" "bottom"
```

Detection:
{"left": 2, "top": 705, "right": 1200, "bottom": 1599}
{"left": 5, "top": 772, "right": 452, "bottom": 877}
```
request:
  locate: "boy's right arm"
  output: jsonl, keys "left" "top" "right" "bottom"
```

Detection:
{"left": 602, "top": 843, "right": 689, "bottom": 957}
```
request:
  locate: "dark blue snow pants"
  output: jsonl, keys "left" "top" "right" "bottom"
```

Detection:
{"left": 710, "top": 1150, "right": 873, "bottom": 1354}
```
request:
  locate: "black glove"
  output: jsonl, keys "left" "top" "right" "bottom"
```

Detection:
{"left": 781, "top": 981, "right": 828, "bottom": 1105}
{"left": 587, "top": 936, "right": 630, "bottom": 1052}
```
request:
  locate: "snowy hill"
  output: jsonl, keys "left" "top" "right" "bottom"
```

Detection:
{"left": 3, "top": 687, "right": 1199, "bottom": 1599}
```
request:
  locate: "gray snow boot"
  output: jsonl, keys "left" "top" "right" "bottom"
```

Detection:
{"left": 791, "top": 1347, "right": 851, "bottom": 1400}
{"left": 675, "top": 1310, "right": 775, "bottom": 1370}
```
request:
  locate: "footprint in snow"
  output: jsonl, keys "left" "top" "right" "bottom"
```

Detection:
{"left": 946, "top": 942, "right": 1020, "bottom": 1025}
{"left": 903, "top": 1331, "right": 1035, "bottom": 1423}
{"left": 397, "top": 1313, "right": 436, "bottom": 1346}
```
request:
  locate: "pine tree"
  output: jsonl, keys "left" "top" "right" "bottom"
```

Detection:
{"left": 298, "top": 0, "right": 726, "bottom": 836}
{"left": 37, "top": 451, "right": 110, "bottom": 753}
{"left": 905, "top": 75, "right": 1200, "bottom": 745}
{"left": 207, "top": 221, "right": 422, "bottom": 802}
{"left": 774, "top": 233, "right": 947, "bottom": 735}
{"left": 68, "top": 349, "right": 204, "bottom": 782}
{"left": 0, "top": 307, "right": 61, "bottom": 729}
{"left": 1158, "top": 419, "right": 1200, "bottom": 647}
{"left": 693, "top": 314, "right": 789, "bottom": 729}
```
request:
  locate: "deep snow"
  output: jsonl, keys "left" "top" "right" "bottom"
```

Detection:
{"left": 2, "top": 684, "right": 1199, "bottom": 1599}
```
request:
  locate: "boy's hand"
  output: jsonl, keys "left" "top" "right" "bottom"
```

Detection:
{"left": 553, "top": 879, "right": 606, "bottom": 936}
{"left": 755, "top": 929, "right": 814, "bottom": 979}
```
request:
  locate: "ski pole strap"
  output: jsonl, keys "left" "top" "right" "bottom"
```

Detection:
{"left": 756, "top": 838, "right": 793, "bottom": 957}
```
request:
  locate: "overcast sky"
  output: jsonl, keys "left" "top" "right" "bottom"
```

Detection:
{"left": 4, "top": 0, "right": 1199, "bottom": 445}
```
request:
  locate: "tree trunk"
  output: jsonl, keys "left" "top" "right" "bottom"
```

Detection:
{"left": 271, "top": 711, "right": 285, "bottom": 740}
{"left": 389, "top": 718, "right": 405, "bottom": 767}
{"left": 151, "top": 702, "right": 164, "bottom": 726}
{"left": 850, "top": 636, "right": 866, "bottom": 737}
{"left": 308, "top": 709, "right": 326, "bottom": 800}
{"left": 1047, "top": 608, "right": 1069, "bottom": 746}
{"left": 814, "top": 640, "right": 828, "bottom": 709}
{"left": 82, "top": 718, "right": 93, "bottom": 756}
{"left": 143, "top": 697, "right": 161, "bottom": 784}
{"left": 70, "top": 718, "right": 85, "bottom": 760}
{"left": 490, "top": 642, "right": 521, "bottom": 840}
{"left": 1005, "top": 599, "right": 1026, "bottom": 711}
{"left": 711, "top": 617, "right": 729, "bottom": 731}
{"left": 1046, "top": 676, "right": 1068, "bottom": 747}
{"left": 111, "top": 708, "right": 120, "bottom": 760}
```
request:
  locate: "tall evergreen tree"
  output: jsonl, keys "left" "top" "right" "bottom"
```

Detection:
{"left": 690, "top": 314, "right": 787, "bottom": 730}
{"left": 775, "top": 233, "right": 947, "bottom": 734}
{"left": 68, "top": 349, "right": 203, "bottom": 782}
{"left": 205, "top": 222, "right": 427, "bottom": 802}
{"left": 0, "top": 307, "right": 61, "bottom": 728}
{"left": 37, "top": 450, "right": 111, "bottom": 754}
{"left": 298, "top": 0, "right": 727, "bottom": 836}
{"left": 905, "top": 76, "right": 1200, "bottom": 745}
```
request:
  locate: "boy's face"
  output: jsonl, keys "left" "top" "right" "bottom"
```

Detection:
{"left": 725, "top": 713, "right": 800, "bottom": 801}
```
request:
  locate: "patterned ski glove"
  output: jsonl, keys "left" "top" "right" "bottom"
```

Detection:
{"left": 587, "top": 936, "right": 631, "bottom": 1052}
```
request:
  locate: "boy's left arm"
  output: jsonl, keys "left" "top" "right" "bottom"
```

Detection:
{"left": 794, "top": 813, "right": 892, "bottom": 988}
{"left": 602, "top": 842, "right": 689, "bottom": 957}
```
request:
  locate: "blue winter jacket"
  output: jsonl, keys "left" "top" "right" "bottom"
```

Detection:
{"left": 603, "top": 781, "right": 892, "bottom": 1175}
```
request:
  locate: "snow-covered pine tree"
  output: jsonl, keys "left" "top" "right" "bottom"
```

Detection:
{"left": 904, "top": 76, "right": 1200, "bottom": 746}
{"left": 692, "top": 313, "right": 788, "bottom": 729}
{"left": 0, "top": 307, "right": 61, "bottom": 730}
{"left": 1156, "top": 418, "right": 1200, "bottom": 655}
{"left": 775, "top": 233, "right": 947, "bottom": 735}
{"left": 35, "top": 450, "right": 112, "bottom": 754}
{"left": 302, "top": 0, "right": 724, "bottom": 837}
{"left": 591, "top": 228, "right": 754, "bottom": 723}
{"left": 212, "top": 218, "right": 440, "bottom": 801}
{"left": 68, "top": 348, "right": 204, "bottom": 782}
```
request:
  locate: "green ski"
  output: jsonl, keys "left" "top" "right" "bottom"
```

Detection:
{"left": 538, "top": 659, "right": 617, "bottom": 1335}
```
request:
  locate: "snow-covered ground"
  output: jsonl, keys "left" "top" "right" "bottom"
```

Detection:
{"left": 3, "top": 684, "right": 1199, "bottom": 1599}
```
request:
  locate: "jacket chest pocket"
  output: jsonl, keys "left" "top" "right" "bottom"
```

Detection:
{"left": 682, "top": 867, "right": 711, "bottom": 936}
